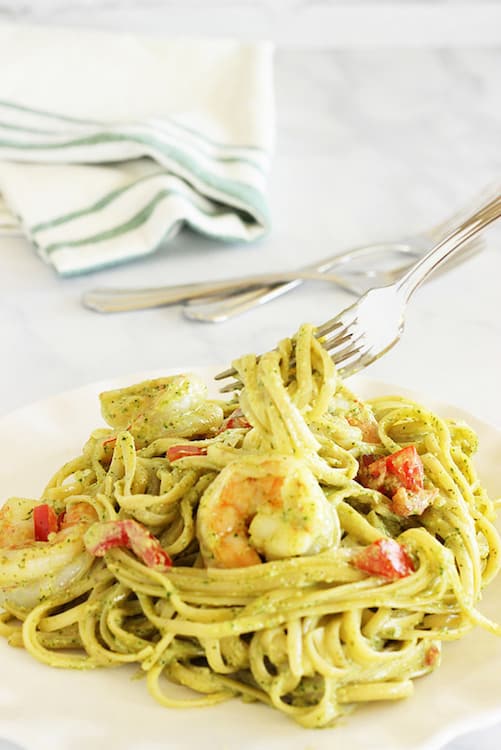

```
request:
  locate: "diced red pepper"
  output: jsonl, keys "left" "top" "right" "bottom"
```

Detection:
{"left": 358, "top": 446, "right": 436, "bottom": 517}
{"left": 84, "top": 519, "right": 172, "bottom": 570}
{"left": 358, "top": 454, "right": 396, "bottom": 494}
{"left": 167, "top": 444, "right": 208, "bottom": 462}
{"left": 102, "top": 419, "right": 136, "bottom": 448}
{"left": 352, "top": 538, "right": 415, "bottom": 579}
{"left": 225, "top": 409, "right": 252, "bottom": 430}
{"left": 33, "top": 504, "right": 58, "bottom": 541}
{"left": 424, "top": 644, "right": 440, "bottom": 667}
{"left": 360, "top": 446, "right": 424, "bottom": 493}
{"left": 386, "top": 446, "right": 424, "bottom": 492}
{"left": 390, "top": 486, "right": 438, "bottom": 517}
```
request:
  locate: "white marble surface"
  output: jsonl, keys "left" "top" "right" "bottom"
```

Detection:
{"left": 1, "top": 0, "right": 501, "bottom": 45}
{"left": 0, "top": 4, "right": 501, "bottom": 750}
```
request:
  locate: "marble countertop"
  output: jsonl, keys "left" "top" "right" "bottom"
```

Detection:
{"left": 0, "top": 4, "right": 500, "bottom": 750}
{"left": 1, "top": 46, "right": 500, "bottom": 428}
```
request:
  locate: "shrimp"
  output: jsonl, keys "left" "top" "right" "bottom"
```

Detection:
{"left": 196, "top": 457, "right": 338, "bottom": 568}
{"left": 99, "top": 374, "right": 224, "bottom": 448}
{"left": 0, "top": 497, "right": 98, "bottom": 611}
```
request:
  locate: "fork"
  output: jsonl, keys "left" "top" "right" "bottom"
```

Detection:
{"left": 83, "top": 189, "right": 490, "bottom": 315}
{"left": 182, "top": 237, "right": 484, "bottom": 322}
{"left": 183, "top": 188, "right": 495, "bottom": 322}
{"left": 214, "top": 193, "right": 501, "bottom": 391}
{"left": 82, "top": 237, "right": 484, "bottom": 314}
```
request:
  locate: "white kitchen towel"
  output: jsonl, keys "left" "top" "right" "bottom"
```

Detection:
{"left": 0, "top": 23, "right": 274, "bottom": 276}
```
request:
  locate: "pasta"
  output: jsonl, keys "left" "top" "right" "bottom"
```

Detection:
{"left": 0, "top": 323, "right": 500, "bottom": 728}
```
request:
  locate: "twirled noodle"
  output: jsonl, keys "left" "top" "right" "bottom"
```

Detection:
{"left": 0, "top": 324, "right": 500, "bottom": 728}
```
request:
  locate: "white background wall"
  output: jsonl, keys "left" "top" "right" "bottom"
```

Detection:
{"left": 1, "top": 1, "right": 500, "bottom": 46}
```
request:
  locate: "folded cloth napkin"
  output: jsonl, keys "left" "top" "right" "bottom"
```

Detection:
{"left": 0, "top": 23, "right": 274, "bottom": 275}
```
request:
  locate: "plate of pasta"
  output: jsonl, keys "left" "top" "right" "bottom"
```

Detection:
{"left": 1, "top": 324, "right": 501, "bottom": 750}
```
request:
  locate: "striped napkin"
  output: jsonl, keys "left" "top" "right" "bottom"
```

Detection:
{"left": 0, "top": 24, "right": 274, "bottom": 276}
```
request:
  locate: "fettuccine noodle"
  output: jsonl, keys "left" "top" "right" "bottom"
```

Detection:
{"left": 0, "top": 324, "right": 499, "bottom": 727}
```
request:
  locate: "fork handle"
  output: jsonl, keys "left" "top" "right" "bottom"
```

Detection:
{"left": 82, "top": 270, "right": 357, "bottom": 313}
{"left": 82, "top": 244, "right": 399, "bottom": 314}
{"left": 397, "top": 194, "right": 501, "bottom": 300}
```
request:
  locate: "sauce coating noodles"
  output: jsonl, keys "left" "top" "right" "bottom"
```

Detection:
{"left": 0, "top": 324, "right": 499, "bottom": 727}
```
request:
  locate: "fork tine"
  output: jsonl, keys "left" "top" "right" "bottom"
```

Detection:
{"left": 319, "top": 329, "right": 354, "bottom": 351}
{"left": 214, "top": 366, "right": 237, "bottom": 381}
{"left": 214, "top": 190, "right": 499, "bottom": 392}
{"left": 327, "top": 339, "right": 364, "bottom": 367}
{"left": 219, "top": 379, "right": 242, "bottom": 393}
{"left": 216, "top": 314, "right": 349, "bottom": 381}
{"left": 216, "top": 314, "right": 358, "bottom": 390}
{"left": 315, "top": 318, "right": 344, "bottom": 338}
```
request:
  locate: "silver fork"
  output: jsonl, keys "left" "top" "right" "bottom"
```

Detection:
{"left": 82, "top": 189, "right": 492, "bottom": 316}
{"left": 82, "top": 237, "right": 484, "bottom": 314}
{"left": 182, "top": 237, "right": 483, "bottom": 322}
{"left": 183, "top": 189, "right": 495, "bottom": 322}
{"left": 215, "top": 193, "right": 501, "bottom": 391}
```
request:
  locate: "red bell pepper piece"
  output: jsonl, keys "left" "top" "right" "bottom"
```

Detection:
{"left": 352, "top": 538, "right": 415, "bottom": 579}
{"left": 390, "top": 486, "right": 438, "bottom": 517}
{"left": 361, "top": 446, "right": 424, "bottom": 493}
{"left": 385, "top": 446, "right": 424, "bottom": 492}
{"left": 424, "top": 644, "right": 440, "bottom": 667}
{"left": 33, "top": 504, "right": 58, "bottom": 541}
{"left": 225, "top": 409, "right": 252, "bottom": 430}
{"left": 167, "top": 444, "right": 208, "bottom": 462}
{"left": 85, "top": 519, "right": 172, "bottom": 570}
{"left": 358, "top": 446, "right": 436, "bottom": 517}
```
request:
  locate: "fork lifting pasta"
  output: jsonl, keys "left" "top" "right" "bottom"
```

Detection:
{"left": 0, "top": 324, "right": 499, "bottom": 728}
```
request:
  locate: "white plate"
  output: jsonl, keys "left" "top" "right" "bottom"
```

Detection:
{"left": 1, "top": 368, "right": 501, "bottom": 750}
